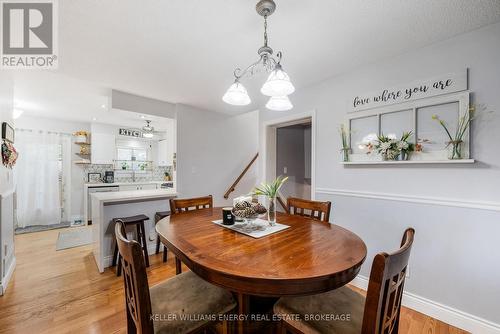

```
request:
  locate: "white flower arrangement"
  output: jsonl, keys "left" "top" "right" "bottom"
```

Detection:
{"left": 374, "top": 134, "right": 400, "bottom": 160}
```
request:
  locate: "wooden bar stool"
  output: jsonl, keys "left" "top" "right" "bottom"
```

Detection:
{"left": 111, "top": 214, "right": 150, "bottom": 276}
{"left": 154, "top": 210, "right": 170, "bottom": 262}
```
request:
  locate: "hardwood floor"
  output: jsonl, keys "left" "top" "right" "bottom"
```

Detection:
{"left": 0, "top": 228, "right": 468, "bottom": 334}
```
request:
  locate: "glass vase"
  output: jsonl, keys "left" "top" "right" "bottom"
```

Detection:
{"left": 448, "top": 140, "right": 463, "bottom": 160}
{"left": 340, "top": 148, "right": 350, "bottom": 162}
{"left": 267, "top": 197, "right": 277, "bottom": 226}
{"left": 399, "top": 151, "right": 411, "bottom": 161}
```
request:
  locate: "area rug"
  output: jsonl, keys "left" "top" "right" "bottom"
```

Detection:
{"left": 56, "top": 227, "right": 93, "bottom": 251}
{"left": 15, "top": 221, "right": 71, "bottom": 235}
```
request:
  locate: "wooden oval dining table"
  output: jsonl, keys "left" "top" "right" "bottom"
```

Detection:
{"left": 156, "top": 207, "right": 367, "bottom": 333}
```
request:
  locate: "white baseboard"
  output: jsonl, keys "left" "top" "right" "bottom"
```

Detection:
{"left": 0, "top": 256, "right": 16, "bottom": 296}
{"left": 350, "top": 275, "right": 500, "bottom": 334}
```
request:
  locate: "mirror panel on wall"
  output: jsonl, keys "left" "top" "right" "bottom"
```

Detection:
{"left": 417, "top": 102, "right": 459, "bottom": 152}
{"left": 350, "top": 115, "right": 378, "bottom": 154}
{"left": 380, "top": 109, "right": 414, "bottom": 141}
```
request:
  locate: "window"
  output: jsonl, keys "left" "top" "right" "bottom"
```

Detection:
{"left": 115, "top": 139, "right": 152, "bottom": 171}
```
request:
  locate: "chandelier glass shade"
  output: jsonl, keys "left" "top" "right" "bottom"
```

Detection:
{"left": 260, "top": 64, "right": 295, "bottom": 97}
{"left": 222, "top": 81, "right": 251, "bottom": 106}
{"left": 265, "top": 95, "right": 293, "bottom": 111}
{"left": 223, "top": 0, "right": 294, "bottom": 111}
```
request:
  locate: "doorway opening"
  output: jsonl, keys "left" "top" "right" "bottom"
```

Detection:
{"left": 261, "top": 111, "right": 315, "bottom": 209}
{"left": 276, "top": 122, "right": 312, "bottom": 200}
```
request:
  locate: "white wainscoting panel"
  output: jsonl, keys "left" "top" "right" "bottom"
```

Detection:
{"left": 316, "top": 188, "right": 500, "bottom": 212}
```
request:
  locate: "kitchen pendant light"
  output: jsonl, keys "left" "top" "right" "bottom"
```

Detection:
{"left": 266, "top": 95, "right": 293, "bottom": 111}
{"left": 222, "top": 80, "right": 251, "bottom": 106}
{"left": 223, "top": 0, "right": 294, "bottom": 109}
{"left": 261, "top": 64, "right": 295, "bottom": 96}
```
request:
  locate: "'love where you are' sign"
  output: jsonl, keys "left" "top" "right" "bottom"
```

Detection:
{"left": 350, "top": 70, "right": 468, "bottom": 112}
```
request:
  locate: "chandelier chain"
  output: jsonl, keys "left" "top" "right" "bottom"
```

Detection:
{"left": 264, "top": 15, "right": 268, "bottom": 47}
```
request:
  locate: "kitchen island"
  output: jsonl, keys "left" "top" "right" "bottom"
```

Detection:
{"left": 91, "top": 188, "right": 177, "bottom": 273}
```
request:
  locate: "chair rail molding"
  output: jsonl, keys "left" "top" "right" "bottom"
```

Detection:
{"left": 351, "top": 275, "right": 500, "bottom": 334}
{"left": 315, "top": 188, "right": 500, "bottom": 212}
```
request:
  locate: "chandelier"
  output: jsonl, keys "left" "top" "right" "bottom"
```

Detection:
{"left": 222, "top": 0, "right": 295, "bottom": 111}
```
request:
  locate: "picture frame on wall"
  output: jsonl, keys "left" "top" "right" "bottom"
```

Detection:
{"left": 1, "top": 122, "right": 15, "bottom": 143}
{"left": 87, "top": 172, "right": 102, "bottom": 183}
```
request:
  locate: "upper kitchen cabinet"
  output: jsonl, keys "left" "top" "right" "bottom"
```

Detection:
{"left": 91, "top": 133, "right": 116, "bottom": 165}
{"left": 156, "top": 139, "right": 173, "bottom": 166}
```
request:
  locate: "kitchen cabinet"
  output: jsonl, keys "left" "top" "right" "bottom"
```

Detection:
{"left": 157, "top": 139, "right": 173, "bottom": 166}
{"left": 91, "top": 133, "right": 116, "bottom": 165}
{"left": 119, "top": 183, "right": 158, "bottom": 191}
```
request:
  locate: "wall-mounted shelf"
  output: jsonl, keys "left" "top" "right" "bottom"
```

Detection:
{"left": 74, "top": 160, "right": 91, "bottom": 165}
{"left": 341, "top": 159, "right": 475, "bottom": 165}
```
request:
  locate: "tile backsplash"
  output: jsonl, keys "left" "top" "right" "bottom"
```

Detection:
{"left": 83, "top": 164, "right": 173, "bottom": 183}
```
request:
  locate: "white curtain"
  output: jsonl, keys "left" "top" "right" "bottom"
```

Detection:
{"left": 61, "top": 135, "right": 72, "bottom": 222}
{"left": 14, "top": 131, "right": 64, "bottom": 227}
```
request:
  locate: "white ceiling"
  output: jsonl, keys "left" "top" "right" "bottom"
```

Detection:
{"left": 13, "top": 72, "right": 171, "bottom": 130}
{"left": 13, "top": 0, "right": 500, "bottom": 119}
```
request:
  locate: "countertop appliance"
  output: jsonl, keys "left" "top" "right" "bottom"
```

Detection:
{"left": 104, "top": 171, "right": 114, "bottom": 183}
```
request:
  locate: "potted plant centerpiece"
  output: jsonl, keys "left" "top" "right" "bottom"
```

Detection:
{"left": 252, "top": 176, "right": 288, "bottom": 226}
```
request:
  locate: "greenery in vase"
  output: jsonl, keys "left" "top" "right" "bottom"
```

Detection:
{"left": 121, "top": 162, "right": 128, "bottom": 170}
{"left": 432, "top": 106, "right": 475, "bottom": 159}
{"left": 339, "top": 124, "right": 350, "bottom": 161}
{"left": 252, "top": 175, "right": 288, "bottom": 199}
{"left": 398, "top": 131, "right": 415, "bottom": 160}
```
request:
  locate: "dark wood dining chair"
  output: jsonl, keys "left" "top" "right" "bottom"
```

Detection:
{"left": 154, "top": 210, "right": 170, "bottom": 263}
{"left": 114, "top": 220, "right": 236, "bottom": 334}
{"left": 274, "top": 228, "right": 415, "bottom": 334}
{"left": 169, "top": 195, "right": 213, "bottom": 274}
{"left": 287, "top": 197, "right": 332, "bottom": 222}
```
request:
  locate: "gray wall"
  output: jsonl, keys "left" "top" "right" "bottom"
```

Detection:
{"left": 176, "top": 104, "right": 259, "bottom": 206}
{"left": 260, "top": 22, "right": 500, "bottom": 325}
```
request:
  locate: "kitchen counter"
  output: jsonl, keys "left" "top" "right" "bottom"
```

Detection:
{"left": 91, "top": 189, "right": 177, "bottom": 273}
{"left": 91, "top": 188, "right": 177, "bottom": 203}
{"left": 83, "top": 181, "right": 175, "bottom": 226}
{"left": 84, "top": 181, "right": 171, "bottom": 187}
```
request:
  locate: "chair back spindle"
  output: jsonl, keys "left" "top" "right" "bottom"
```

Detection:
{"left": 170, "top": 195, "right": 213, "bottom": 214}
{"left": 115, "top": 220, "right": 154, "bottom": 334}
{"left": 362, "top": 228, "right": 415, "bottom": 334}
{"left": 287, "top": 197, "right": 332, "bottom": 222}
